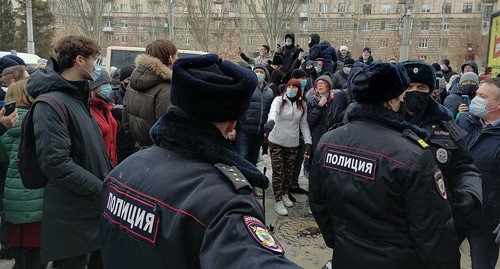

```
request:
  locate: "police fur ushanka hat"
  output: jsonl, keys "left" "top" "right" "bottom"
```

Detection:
{"left": 401, "top": 60, "right": 436, "bottom": 92}
{"left": 171, "top": 53, "right": 257, "bottom": 122}
{"left": 349, "top": 62, "right": 410, "bottom": 104}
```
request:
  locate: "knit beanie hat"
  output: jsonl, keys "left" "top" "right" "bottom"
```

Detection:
{"left": 291, "top": 68, "right": 307, "bottom": 79}
{"left": 0, "top": 57, "right": 19, "bottom": 75}
{"left": 88, "top": 69, "right": 111, "bottom": 90}
{"left": 362, "top": 47, "right": 371, "bottom": 53}
{"left": 459, "top": 72, "right": 479, "bottom": 85}
{"left": 315, "top": 75, "right": 332, "bottom": 89}
{"left": 253, "top": 64, "right": 270, "bottom": 80}
{"left": 350, "top": 62, "right": 410, "bottom": 104}
{"left": 171, "top": 54, "right": 257, "bottom": 122}
{"left": 271, "top": 55, "right": 284, "bottom": 65}
{"left": 344, "top": 58, "right": 355, "bottom": 67}
{"left": 3, "top": 55, "right": 25, "bottom": 66}
{"left": 402, "top": 60, "right": 436, "bottom": 92}
{"left": 340, "top": 46, "right": 348, "bottom": 51}
{"left": 120, "top": 65, "right": 134, "bottom": 81}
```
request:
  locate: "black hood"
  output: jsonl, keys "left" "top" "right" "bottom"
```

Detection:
{"left": 309, "top": 34, "right": 320, "bottom": 48}
{"left": 27, "top": 57, "right": 90, "bottom": 102}
{"left": 461, "top": 61, "right": 478, "bottom": 74}
{"left": 285, "top": 33, "right": 296, "bottom": 46}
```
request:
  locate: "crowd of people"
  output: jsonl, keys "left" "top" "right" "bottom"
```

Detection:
{"left": 0, "top": 31, "right": 497, "bottom": 268}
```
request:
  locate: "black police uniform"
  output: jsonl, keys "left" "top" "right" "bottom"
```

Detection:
{"left": 310, "top": 104, "right": 458, "bottom": 269}
{"left": 100, "top": 109, "right": 301, "bottom": 269}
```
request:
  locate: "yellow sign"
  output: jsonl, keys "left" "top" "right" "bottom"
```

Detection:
{"left": 487, "top": 11, "right": 500, "bottom": 76}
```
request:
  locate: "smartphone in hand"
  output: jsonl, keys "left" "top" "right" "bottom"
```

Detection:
{"left": 461, "top": 95, "right": 470, "bottom": 106}
{"left": 3, "top": 101, "right": 16, "bottom": 116}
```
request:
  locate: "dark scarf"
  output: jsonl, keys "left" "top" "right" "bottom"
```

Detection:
{"left": 150, "top": 107, "right": 269, "bottom": 189}
{"left": 347, "top": 103, "right": 430, "bottom": 140}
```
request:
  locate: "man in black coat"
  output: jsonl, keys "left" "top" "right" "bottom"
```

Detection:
{"left": 310, "top": 62, "right": 458, "bottom": 269}
{"left": 26, "top": 35, "right": 113, "bottom": 268}
{"left": 100, "top": 54, "right": 301, "bottom": 268}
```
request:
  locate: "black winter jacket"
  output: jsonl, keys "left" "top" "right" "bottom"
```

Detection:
{"left": 238, "top": 86, "right": 274, "bottom": 134}
{"left": 277, "top": 33, "right": 300, "bottom": 76}
{"left": 319, "top": 42, "right": 337, "bottom": 74}
{"left": 310, "top": 103, "right": 458, "bottom": 269}
{"left": 457, "top": 113, "right": 500, "bottom": 231}
{"left": 306, "top": 90, "right": 335, "bottom": 150}
{"left": 100, "top": 108, "right": 300, "bottom": 268}
{"left": 26, "top": 58, "right": 113, "bottom": 263}
{"left": 409, "top": 98, "right": 482, "bottom": 216}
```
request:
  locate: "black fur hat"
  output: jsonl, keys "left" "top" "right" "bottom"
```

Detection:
{"left": 401, "top": 60, "right": 436, "bottom": 92}
{"left": 171, "top": 54, "right": 257, "bottom": 122}
{"left": 350, "top": 62, "right": 410, "bottom": 104}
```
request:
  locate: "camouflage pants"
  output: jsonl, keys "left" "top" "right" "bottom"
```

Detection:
{"left": 269, "top": 142, "right": 298, "bottom": 201}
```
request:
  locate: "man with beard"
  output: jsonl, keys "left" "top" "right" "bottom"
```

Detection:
{"left": 401, "top": 61, "right": 483, "bottom": 268}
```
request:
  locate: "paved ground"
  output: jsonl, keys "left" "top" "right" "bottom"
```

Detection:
{"left": 0, "top": 154, "right": 496, "bottom": 268}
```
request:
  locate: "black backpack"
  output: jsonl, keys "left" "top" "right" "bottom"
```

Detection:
{"left": 18, "top": 94, "right": 69, "bottom": 189}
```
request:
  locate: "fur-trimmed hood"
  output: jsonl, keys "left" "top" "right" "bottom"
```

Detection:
{"left": 129, "top": 54, "right": 172, "bottom": 93}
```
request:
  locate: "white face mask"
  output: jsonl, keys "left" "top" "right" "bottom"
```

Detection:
{"left": 470, "top": 96, "right": 498, "bottom": 118}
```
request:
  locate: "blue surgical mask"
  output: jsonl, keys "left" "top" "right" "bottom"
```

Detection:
{"left": 300, "top": 79, "right": 307, "bottom": 89}
{"left": 256, "top": 73, "right": 265, "bottom": 84}
{"left": 314, "top": 67, "right": 322, "bottom": 74}
{"left": 343, "top": 67, "right": 352, "bottom": 75}
{"left": 98, "top": 84, "right": 113, "bottom": 99}
{"left": 470, "top": 96, "right": 497, "bottom": 119}
{"left": 84, "top": 60, "right": 102, "bottom": 81}
{"left": 286, "top": 89, "right": 297, "bottom": 98}
{"left": 285, "top": 41, "right": 292, "bottom": 46}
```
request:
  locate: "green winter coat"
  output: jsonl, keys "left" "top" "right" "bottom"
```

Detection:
{"left": 1, "top": 108, "right": 44, "bottom": 224}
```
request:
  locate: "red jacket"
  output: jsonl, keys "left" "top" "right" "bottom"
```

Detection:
{"left": 91, "top": 97, "right": 118, "bottom": 167}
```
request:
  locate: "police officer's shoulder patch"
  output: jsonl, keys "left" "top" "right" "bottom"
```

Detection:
{"left": 434, "top": 170, "right": 447, "bottom": 199}
{"left": 243, "top": 216, "right": 284, "bottom": 254}
{"left": 103, "top": 183, "right": 160, "bottom": 247}
{"left": 403, "top": 129, "right": 429, "bottom": 149}
{"left": 214, "top": 164, "right": 251, "bottom": 193}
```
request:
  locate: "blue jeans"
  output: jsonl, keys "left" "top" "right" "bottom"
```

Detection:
{"left": 454, "top": 223, "right": 499, "bottom": 269}
{"left": 235, "top": 132, "right": 264, "bottom": 166}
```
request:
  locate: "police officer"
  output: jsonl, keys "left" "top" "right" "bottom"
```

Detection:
{"left": 310, "top": 62, "right": 458, "bottom": 269}
{"left": 100, "top": 54, "right": 301, "bottom": 268}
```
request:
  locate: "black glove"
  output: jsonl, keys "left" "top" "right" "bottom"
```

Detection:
{"left": 304, "top": 144, "right": 312, "bottom": 158}
{"left": 493, "top": 222, "right": 500, "bottom": 244}
{"left": 264, "top": 120, "right": 275, "bottom": 133}
{"left": 452, "top": 190, "right": 476, "bottom": 216}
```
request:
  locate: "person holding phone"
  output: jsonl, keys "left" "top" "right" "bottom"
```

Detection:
{"left": 444, "top": 72, "right": 480, "bottom": 118}
{"left": 0, "top": 104, "right": 18, "bottom": 136}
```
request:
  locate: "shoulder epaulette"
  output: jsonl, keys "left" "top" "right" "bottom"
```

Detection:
{"left": 214, "top": 164, "right": 252, "bottom": 194}
{"left": 403, "top": 129, "right": 430, "bottom": 149}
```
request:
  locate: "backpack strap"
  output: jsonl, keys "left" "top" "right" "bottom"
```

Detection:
{"left": 34, "top": 94, "right": 69, "bottom": 126}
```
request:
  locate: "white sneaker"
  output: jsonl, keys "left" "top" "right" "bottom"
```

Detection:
{"left": 274, "top": 201, "right": 288, "bottom": 216}
{"left": 282, "top": 195, "right": 293, "bottom": 208}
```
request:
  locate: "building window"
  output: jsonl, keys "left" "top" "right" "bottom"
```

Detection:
{"left": 319, "top": 3, "right": 328, "bottom": 13}
{"left": 462, "top": 3, "right": 473, "bottom": 13}
{"left": 463, "top": 23, "right": 471, "bottom": 30}
{"left": 138, "top": 20, "right": 143, "bottom": 30}
{"left": 285, "top": 21, "right": 290, "bottom": 30}
{"left": 215, "top": 4, "right": 223, "bottom": 17}
{"left": 442, "top": 3, "right": 452, "bottom": 14}
{"left": 439, "top": 38, "right": 448, "bottom": 48}
{"left": 419, "top": 55, "right": 427, "bottom": 60}
{"left": 319, "top": 20, "right": 327, "bottom": 30}
{"left": 249, "top": 20, "right": 256, "bottom": 30}
{"left": 483, "top": 20, "right": 490, "bottom": 30}
{"left": 214, "top": 20, "right": 222, "bottom": 30}
{"left": 338, "top": 3, "right": 345, "bottom": 13}
{"left": 362, "top": 21, "right": 371, "bottom": 31}
{"left": 121, "top": 35, "right": 128, "bottom": 43}
{"left": 363, "top": 4, "right": 372, "bottom": 14}
{"left": 421, "top": 21, "right": 430, "bottom": 31}
{"left": 300, "top": 20, "right": 308, "bottom": 30}
{"left": 104, "top": 2, "right": 112, "bottom": 13}
{"left": 381, "top": 4, "right": 392, "bottom": 14}
{"left": 484, "top": 4, "right": 493, "bottom": 18}
{"left": 120, "top": 4, "right": 128, "bottom": 12}
{"left": 421, "top": 3, "right": 431, "bottom": 13}
{"left": 419, "top": 38, "right": 428, "bottom": 48}
{"left": 381, "top": 21, "right": 387, "bottom": 30}
{"left": 121, "top": 20, "right": 128, "bottom": 28}
{"left": 106, "top": 34, "right": 113, "bottom": 43}
{"left": 229, "top": 1, "right": 238, "bottom": 12}
{"left": 185, "top": 35, "right": 190, "bottom": 45}
{"left": 337, "top": 20, "right": 345, "bottom": 30}
{"left": 442, "top": 22, "right": 450, "bottom": 30}
{"left": 300, "top": 3, "right": 308, "bottom": 13}
{"left": 247, "top": 3, "right": 256, "bottom": 12}
{"left": 136, "top": 4, "right": 143, "bottom": 12}
{"left": 380, "top": 39, "right": 387, "bottom": 48}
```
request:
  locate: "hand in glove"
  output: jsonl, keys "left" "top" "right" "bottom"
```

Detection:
{"left": 304, "top": 144, "right": 312, "bottom": 159}
{"left": 264, "top": 120, "right": 275, "bottom": 134}
{"left": 493, "top": 222, "right": 500, "bottom": 244}
{"left": 452, "top": 190, "right": 476, "bottom": 216}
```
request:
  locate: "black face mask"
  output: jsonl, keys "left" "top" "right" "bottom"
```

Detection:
{"left": 462, "top": 84, "right": 478, "bottom": 96}
{"left": 404, "top": 91, "right": 430, "bottom": 114}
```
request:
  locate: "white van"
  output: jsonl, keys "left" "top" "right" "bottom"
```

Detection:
{"left": 104, "top": 46, "right": 207, "bottom": 73}
{"left": 0, "top": 51, "right": 41, "bottom": 67}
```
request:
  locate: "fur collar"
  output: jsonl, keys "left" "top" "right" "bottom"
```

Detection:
{"left": 347, "top": 103, "right": 430, "bottom": 139}
{"left": 135, "top": 54, "right": 172, "bottom": 81}
{"left": 150, "top": 107, "right": 269, "bottom": 189}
